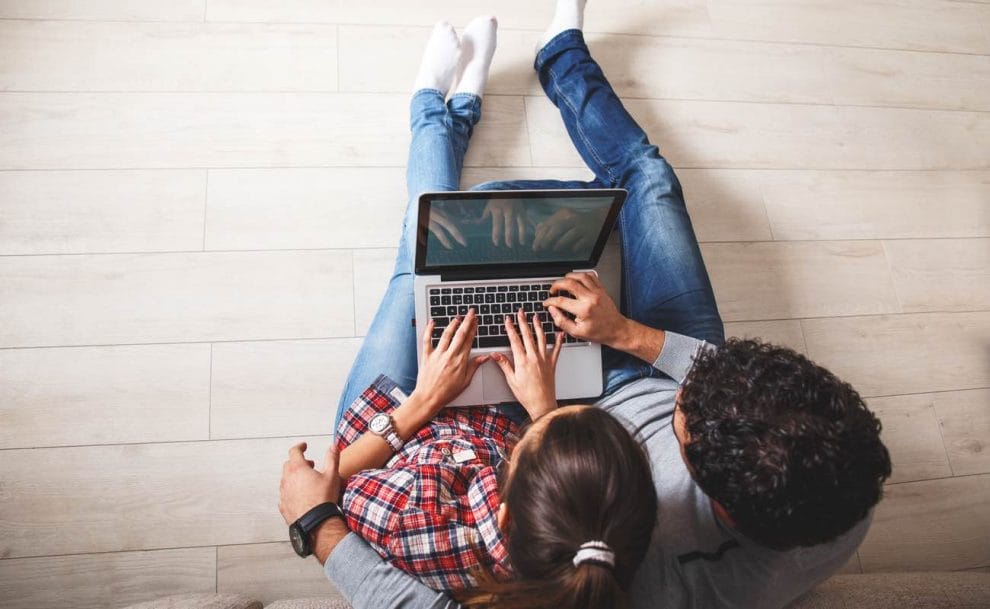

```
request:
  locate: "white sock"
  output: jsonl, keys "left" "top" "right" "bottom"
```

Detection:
{"left": 414, "top": 21, "right": 462, "bottom": 94}
{"left": 539, "top": 0, "right": 586, "bottom": 49}
{"left": 452, "top": 15, "right": 498, "bottom": 98}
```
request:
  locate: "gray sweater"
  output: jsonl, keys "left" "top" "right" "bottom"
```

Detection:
{"left": 324, "top": 332, "right": 868, "bottom": 609}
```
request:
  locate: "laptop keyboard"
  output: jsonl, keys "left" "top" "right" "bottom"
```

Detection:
{"left": 428, "top": 282, "right": 584, "bottom": 349}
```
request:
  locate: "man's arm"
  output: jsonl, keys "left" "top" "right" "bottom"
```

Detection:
{"left": 280, "top": 443, "right": 460, "bottom": 609}
{"left": 544, "top": 272, "right": 708, "bottom": 383}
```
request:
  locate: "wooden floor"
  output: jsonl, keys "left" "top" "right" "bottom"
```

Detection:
{"left": 1, "top": 1, "right": 988, "bottom": 607}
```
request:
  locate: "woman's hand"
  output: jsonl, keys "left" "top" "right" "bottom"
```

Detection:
{"left": 491, "top": 308, "right": 563, "bottom": 420}
{"left": 412, "top": 309, "right": 489, "bottom": 415}
{"left": 429, "top": 208, "right": 468, "bottom": 250}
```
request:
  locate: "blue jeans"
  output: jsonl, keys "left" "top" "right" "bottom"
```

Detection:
{"left": 335, "top": 30, "right": 723, "bottom": 429}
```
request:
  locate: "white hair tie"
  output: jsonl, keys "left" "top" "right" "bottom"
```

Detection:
{"left": 572, "top": 540, "right": 615, "bottom": 569}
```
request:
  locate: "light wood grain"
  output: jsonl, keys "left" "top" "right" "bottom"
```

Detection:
{"left": 218, "top": 542, "right": 343, "bottom": 604}
{"left": 0, "top": 21, "right": 337, "bottom": 92}
{"left": 0, "top": 251, "right": 354, "bottom": 348}
{"left": 703, "top": 241, "right": 901, "bottom": 321}
{"left": 866, "top": 394, "right": 953, "bottom": 485}
{"left": 723, "top": 320, "right": 807, "bottom": 352}
{"left": 826, "top": 47, "right": 990, "bottom": 112}
{"left": 885, "top": 238, "right": 990, "bottom": 313}
{"left": 0, "top": 0, "right": 205, "bottom": 21}
{"left": 525, "top": 96, "right": 990, "bottom": 170}
{"left": 706, "top": 0, "right": 990, "bottom": 54}
{"left": 210, "top": 339, "right": 363, "bottom": 440}
{"left": 0, "top": 344, "right": 210, "bottom": 449}
{"left": 0, "top": 93, "right": 528, "bottom": 169}
{"left": 338, "top": 25, "right": 538, "bottom": 96}
{"left": 205, "top": 168, "right": 408, "bottom": 251}
{"left": 761, "top": 171, "right": 990, "bottom": 241}
{"left": 859, "top": 474, "right": 990, "bottom": 571}
{"left": 0, "top": 436, "right": 333, "bottom": 558}
{"left": 352, "top": 249, "right": 399, "bottom": 337}
{"left": 802, "top": 312, "right": 990, "bottom": 397}
{"left": 0, "top": 170, "right": 206, "bottom": 255}
{"left": 935, "top": 388, "right": 990, "bottom": 477}
{"left": 0, "top": 547, "right": 216, "bottom": 609}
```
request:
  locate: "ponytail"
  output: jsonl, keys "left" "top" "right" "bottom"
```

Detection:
{"left": 456, "top": 406, "right": 657, "bottom": 609}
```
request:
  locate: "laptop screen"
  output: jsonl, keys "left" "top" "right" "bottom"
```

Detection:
{"left": 415, "top": 189, "right": 625, "bottom": 276}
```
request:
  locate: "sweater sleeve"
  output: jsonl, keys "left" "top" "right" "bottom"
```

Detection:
{"left": 324, "top": 533, "right": 462, "bottom": 609}
{"left": 651, "top": 331, "right": 714, "bottom": 383}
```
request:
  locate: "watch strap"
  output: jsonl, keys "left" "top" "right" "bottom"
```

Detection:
{"left": 382, "top": 428, "right": 403, "bottom": 453}
{"left": 296, "top": 501, "right": 343, "bottom": 536}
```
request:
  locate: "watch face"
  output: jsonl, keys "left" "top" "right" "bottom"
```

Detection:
{"left": 289, "top": 523, "right": 309, "bottom": 557}
{"left": 369, "top": 413, "right": 389, "bottom": 434}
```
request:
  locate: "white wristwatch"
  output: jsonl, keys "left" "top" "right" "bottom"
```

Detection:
{"left": 369, "top": 413, "right": 403, "bottom": 453}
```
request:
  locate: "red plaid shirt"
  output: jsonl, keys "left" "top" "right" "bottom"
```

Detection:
{"left": 335, "top": 374, "right": 520, "bottom": 591}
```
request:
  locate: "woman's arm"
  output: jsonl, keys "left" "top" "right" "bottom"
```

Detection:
{"left": 339, "top": 310, "right": 489, "bottom": 479}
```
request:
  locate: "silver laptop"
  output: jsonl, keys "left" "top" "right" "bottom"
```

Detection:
{"left": 413, "top": 189, "right": 627, "bottom": 406}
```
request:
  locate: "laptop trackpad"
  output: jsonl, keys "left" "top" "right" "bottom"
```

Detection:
{"left": 481, "top": 360, "right": 515, "bottom": 403}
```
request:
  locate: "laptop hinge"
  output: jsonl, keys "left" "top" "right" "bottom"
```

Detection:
{"left": 439, "top": 266, "right": 575, "bottom": 282}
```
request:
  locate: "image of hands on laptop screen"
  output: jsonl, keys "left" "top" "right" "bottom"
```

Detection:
{"left": 426, "top": 195, "right": 613, "bottom": 266}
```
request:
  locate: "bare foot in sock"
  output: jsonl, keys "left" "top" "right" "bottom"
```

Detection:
{"left": 414, "top": 21, "right": 462, "bottom": 95}
{"left": 452, "top": 15, "right": 498, "bottom": 98}
{"left": 539, "top": 0, "right": 587, "bottom": 49}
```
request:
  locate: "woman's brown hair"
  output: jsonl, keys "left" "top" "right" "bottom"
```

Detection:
{"left": 461, "top": 406, "right": 658, "bottom": 609}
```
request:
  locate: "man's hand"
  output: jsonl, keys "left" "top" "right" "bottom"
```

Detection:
{"left": 413, "top": 309, "right": 490, "bottom": 414}
{"left": 279, "top": 442, "right": 342, "bottom": 526}
{"left": 543, "top": 272, "right": 629, "bottom": 347}
{"left": 492, "top": 309, "right": 563, "bottom": 419}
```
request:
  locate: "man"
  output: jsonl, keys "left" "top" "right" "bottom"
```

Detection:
{"left": 280, "top": 2, "right": 891, "bottom": 607}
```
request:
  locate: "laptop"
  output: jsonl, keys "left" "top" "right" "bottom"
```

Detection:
{"left": 413, "top": 188, "right": 627, "bottom": 406}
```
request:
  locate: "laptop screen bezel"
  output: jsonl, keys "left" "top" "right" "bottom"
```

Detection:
{"left": 414, "top": 188, "right": 627, "bottom": 279}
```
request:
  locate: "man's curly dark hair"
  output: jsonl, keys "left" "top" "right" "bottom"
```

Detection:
{"left": 678, "top": 338, "right": 892, "bottom": 550}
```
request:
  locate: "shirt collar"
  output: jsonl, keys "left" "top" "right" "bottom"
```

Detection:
{"left": 468, "top": 467, "right": 513, "bottom": 579}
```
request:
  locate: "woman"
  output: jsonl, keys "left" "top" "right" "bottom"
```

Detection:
{"left": 331, "top": 13, "right": 658, "bottom": 609}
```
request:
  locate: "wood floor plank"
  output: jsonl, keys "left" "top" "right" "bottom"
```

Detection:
{"left": 352, "top": 249, "right": 397, "bottom": 337}
{"left": 826, "top": 47, "right": 990, "bottom": 112}
{"left": 885, "top": 238, "right": 990, "bottom": 313}
{"left": 218, "top": 542, "right": 343, "bottom": 604}
{"left": 0, "top": 250, "right": 353, "bottom": 348}
{"left": 338, "top": 25, "right": 539, "bottom": 96}
{"left": 761, "top": 171, "right": 990, "bottom": 241}
{"left": 802, "top": 312, "right": 990, "bottom": 397}
{"left": 0, "top": 547, "right": 216, "bottom": 609}
{"left": 0, "top": 93, "right": 528, "bottom": 169}
{"left": 706, "top": 0, "right": 990, "bottom": 54}
{"left": 703, "top": 241, "right": 901, "bottom": 321}
{"left": 858, "top": 474, "right": 990, "bottom": 571}
{"left": 0, "top": 344, "right": 210, "bottom": 449}
{"left": 0, "top": 21, "right": 337, "bottom": 92}
{"left": 0, "top": 170, "right": 206, "bottom": 255}
{"left": 0, "top": 0, "right": 205, "bottom": 21}
{"left": 935, "top": 388, "right": 990, "bottom": 477}
{"left": 205, "top": 0, "right": 715, "bottom": 39}
{"left": 525, "top": 96, "right": 989, "bottom": 170}
{"left": 0, "top": 436, "right": 333, "bottom": 558}
{"left": 866, "top": 394, "right": 954, "bottom": 485}
{"left": 205, "top": 168, "right": 407, "bottom": 251}
{"left": 210, "top": 338, "right": 362, "bottom": 440}
{"left": 723, "top": 320, "right": 807, "bottom": 352}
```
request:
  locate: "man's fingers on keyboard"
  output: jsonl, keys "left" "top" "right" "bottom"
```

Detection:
{"left": 548, "top": 306, "right": 578, "bottom": 335}
{"left": 551, "top": 277, "right": 592, "bottom": 299}
{"left": 543, "top": 295, "right": 580, "bottom": 316}
{"left": 564, "top": 272, "right": 598, "bottom": 291}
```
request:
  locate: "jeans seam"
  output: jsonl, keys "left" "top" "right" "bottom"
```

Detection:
{"left": 548, "top": 64, "right": 618, "bottom": 186}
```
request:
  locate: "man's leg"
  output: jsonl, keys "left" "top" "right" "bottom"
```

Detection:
{"left": 535, "top": 28, "right": 724, "bottom": 392}
{"left": 335, "top": 19, "right": 495, "bottom": 431}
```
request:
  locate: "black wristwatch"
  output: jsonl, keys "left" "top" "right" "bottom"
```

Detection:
{"left": 289, "top": 502, "right": 344, "bottom": 558}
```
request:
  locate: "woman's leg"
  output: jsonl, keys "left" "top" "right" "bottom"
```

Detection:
{"left": 335, "top": 19, "right": 496, "bottom": 431}
{"left": 535, "top": 6, "right": 724, "bottom": 394}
